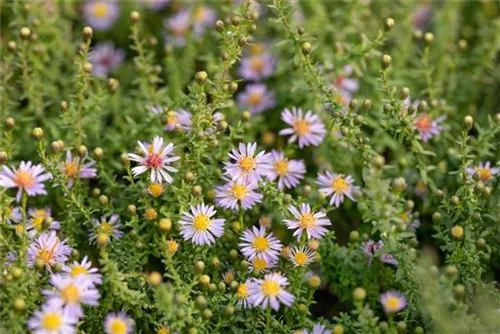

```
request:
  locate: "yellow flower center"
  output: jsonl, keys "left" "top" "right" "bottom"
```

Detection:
{"left": 274, "top": 160, "right": 289, "bottom": 177}
{"left": 71, "top": 265, "right": 88, "bottom": 277}
{"left": 224, "top": 272, "right": 235, "bottom": 283}
{"left": 477, "top": 168, "right": 492, "bottom": 181}
{"left": 239, "top": 156, "right": 256, "bottom": 173}
{"left": 42, "top": 313, "right": 62, "bottom": 330}
{"left": 250, "top": 57, "right": 265, "bottom": 73}
{"left": 331, "top": 177, "right": 348, "bottom": 194}
{"left": 294, "top": 119, "right": 310, "bottom": 136}
{"left": 149, "top": 183, "right": 165, "bottom": 198}
{"left": 64, "top": 162, "right": 79, "bottom": 179}
{"left": 299, "top": 213, "right": 315, "bottom": 229}
{"left": 385, "top": 296, "right": 401, "bottom": 310}
{"left": 237, "top": 283, "right": 249, "bottom": 298}
{"left": 261, "top": 279, "right": 280, "bottom": 297}
{"left": 32, "top": 209, "right": 47, "bottom": 231}
{"left": 98, "top": 222, "right": 113, "bottom": 235}
{"left": 62, "top": 284, "right": 80, "bottom": 303}
{"left": 166, "top": 115, "right": 178, "bottom": 127}
{"left": 294, "top": 251, "right": 308, "bottom": 266}
{"left": 157, "top": 327, "right": 170, "bottom": 334}
{"left": 38, "top": 248, "right": 55, "bottom": 264}
{"left": 193, "top": 214, "right": 211, "bottom": 231}
{"left": 110, "top": 319, "right": 128, "bottom": 334}
{"left": 166, "top": 240, "right": 179, "bottom": 253}
{"left": 193, "top": 7, "right": 206, "bottom": 22}
{"left": 247, "top": 92, "right": 263, "bottom": 106}
{"left": 93, "top": 3, "right": 109, "bottom": 18}
{"left": 232, "top": 184, "right": 248, "bottom": 200}
{"left": 16, "top": 224, "right": 25, "bottom": 234}
{"left": 253, "top": 236, "right": 269, "bottom": 251}
{"left": 253, "top": 257, "right": 268, "bottom": 271}
{"left": 399, "top": 212, "right": 409, "bottom": 223}
{"left": 15, "top": 170, "right": 35, "bottom": 188}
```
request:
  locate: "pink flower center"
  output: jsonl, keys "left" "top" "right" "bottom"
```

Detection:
{"left": 15, "top": 170, "right": 35, "bottom": 188}
{"left": 415, "top": 113, "right": 432, "bottom": 133}
{"left": 145, "top": 152, "right": 163, "bottom": 169}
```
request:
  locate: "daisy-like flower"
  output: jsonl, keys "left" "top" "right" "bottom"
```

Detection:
{"left": 0, "top": 161, "right": 52, "bottom": 202}
{"left": 248, "top": 272, "right": 295, "bottom": 311}
{"left": 178, "top": 203, "right": 225, "bottom": 246}
{"left": 128, "top": 136, "right": 180, "bottom": 184}
{"left": 249, "top": 257, "right": 277, "bottom": 273}
{"left": 279, "top": 107, "right": 326, "bottom": 148}
{"left": 399, "top": 210, "right": 421, "bottom": 233}
{"left": 361, "top": 240, "right": 384, "bottom": 258}
{"left": 62, "top": 150, "right": 97, "bottom": 189}
{"left": 1, "top": 205, "right": 21, "bottom": 224}
{"left": 380, "top": 291, "right": 407, "bottom": 313}
{"left": 89, "top": 214, "right": 123, "bottom": 244}
{"left": 27, "top": 231, "right": 72, "bottom": 269}
{"left": 413, "top": 113, "right": 446, "bottom": 142}
{"left": 43, "top": 274, "right": 100, "bottom": 318}
{"left": 466, "top": 161, "right": 499, "bottom": 183}
{"left": 89, "top": 42, "right": 125, "bottom": 78}
{"left": 27, "top": 208, "right": 61, "bottom": 238}
{"left": 236, "top": 279, "right": 252, "bottom": 308}
{"left": 267, "top": 150, "right": 306, "bottom": 190}
{"left": 105, "top": 312, "right": 135, "bottom": 334}
{"left": 62, "top": 256, "right": 103, "bottom": 286}
{"left": 224, "top": 142, "right": 272, "bottom": 184}
{"left": 239, "top": 226, "right": 282, "bottom": 262}
{"left": 317, "top": 171, "right": 360, "bottom": 207}
{"left": 289, "top": 245, "right": 317, "bottom": 267}
{"left": 83, "top": 1, "right": 120, "bottom": 31}
{"left": 28, "top": 301, "right": 78, "bottom": 334}
{"left": 222, "top": 270, "right": 235, "bottom": 284}
{"left": 192, "top": 6, "right": 216, "bottom": 35}
{"left": 303, "top": 323, "right": 333, "bottom": 334}
{"left": 164, "top": 9, "right": 191, "bottom": 47}
{"left": 239, "top": 52, "right": 276, "bottom": 81}
{"left": 237, "top": 83, "right": 276, "bottom": 114}
{"left": 215, "top": 178, "right": 263, "bottom": 210}
{"left": 284, "top": 204, "right": 331, "bottom": 241}
{"left": 163, "top": 109, "right": 192, "bottom": 132}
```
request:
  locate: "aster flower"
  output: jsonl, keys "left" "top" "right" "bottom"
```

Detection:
{"left": 192, "top": 6, "right": 216, "bottom": 35}
{"left": 222, "top": 270, "right": 235, "bottom": 284}
{"left": 289, "top": 245, "right": 317, "bottom": 267}
{"left": 83, "top": 1, "right": 120, "bottom": 31}
{"left": 105, "top": 312, "right": 135, "bottom": 334}
{"left": 27, "top": 207, "right": 61, "bottom": 238}
{"left": 236, "top": 279, "right": 252, "bottom": 308}
{"left": 1, "top": 205, "right": 22, "bottom": 224}
{"left": 164, "top": 9, "right": 191, "bottom": 47}
{"left": 317, "top": 171, "right": 360, "bottom": 207}
{"left": 399, "top": 210, "right": 421, "bottom": 233}
{"left": 27, "top": 231, "right": 72, "bottom": 269}
{"left": 279, "top": 107, "right": 326, "bottom": 148}
{"left": 215, "top": 178, "right": 263, "bottom": 210}
{"left": 163, "top": 109, "right": 192, "bottom": 132}
{"left": 61, "top": 150, "right": 97, "bottom": 189}
{"left": 380, "top": 253, "right": 398, "bottom": 266}
{"left": 361, "top": 240, "right": 384, "bottom": 259}
{"left": 237, "top": 83, "right": 276, "bottom": 114}
{"left": 466, "top": 161, "right": 499, "bottom": 183}
{"left": 239, "top": 226, "right": 282, "bottom": 262}
{"left": 249, "top": 257, "right": 277, "bottom": 273}
{"left": 178, "top": 203, "right": 225, "bottom": 246}
{"left": 413, "top": 113, "right": 445, "bottom": 142}
{"left": 224, "top": 142, "right": 272, "bottom": 184}
{"left": 128, "top": 136, "right": 180, "bottom": 184}
{"left": 89, "top": 214, "right": 123, "bottom": 244}
{"left": 284, "top": 204, "right": 331, "bottom": 241}
{"left": 28, "top": 301, "right": 78, "bottom": 334}
{"left": 43, "top": 274, "right": 100, "bottom": 318}
{"left": 0, "top": 161, "right": 52, "bottom": 202}
{"left": 303, "top": 323, "right": 333, "bottom": 334}
{"left": 62, "top": 256, "right": 103, "bottom": 286}
{"left": 267, "top": 150, "right": 306, "bottom": 190}
{"left": 239, "top": 52, "right": 276, "bottom": 81}
{"left": 247, "top": 272, "right": 295, "bottom": 311}
{"left": 380, "top": 291, "right": 407, "bottom": 313}
{"left": 89, "top": 42, "right": 125, "bottom": 78}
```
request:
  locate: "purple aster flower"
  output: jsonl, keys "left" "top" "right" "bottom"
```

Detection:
{"left": 289, "top": 245, "right": 317, "bottom": 267}
{"left": 239, "top": 52, "right": 276, "bottom": 81}
{"left": 163, "top": 109, "right": 192, "bottom": 132}
{"left": 466, "top": 161, "right": 499, "bottom": 183}
{"left": 128, "top": 136, "right": 180, "bottom": 184}
{"left": 89, "top": 214, "right": 123, "bottom": 244}
{"left": 239, "top": 226, "right": 282, "bottom": 263}
{"left": 62, "top": 255, "right": 103, "bottom": 286}
{"left": 284, "top": 204, "right": 331, "bottom": 241}
{"left": 43, "top": 274, "right": 100, "bottom": 318}
{"left": 83, "top": 1, "right": 120, "bottom": 31}
{"left": 413, "top": 113, "right": 446, "bottom": 142}
{"left": 104, "top": 312, "right": 135, "bottom": 334}
{"left": 380, "top": 290, "right": 407, "bottom": 313}
{"left": 1, "top": 161, "right": 52, "bottom": 202}
{"left": 27, "top": 207, "right": 61, "bottom": 238}
{"left": 28, "top": 300, "right": 78, "bottom": 334}
{"left": 317, "top": 171, "right": 360, "bottom": 207}
{"left": 192, "top": 6, "right": 217, "bottom": 36}
{"left": 279, "top": 107, "right": 326, "bottom": 148}
{"left": 1, "top": 205, "right": 22, "bottom": 224}
{"left": 380, "top": 253, "right": 398, "bottom": 266}
{"left": 215, "top": 178, "right": 263, "bottom": 211}
{"left": 27, "top": 231, "right": 72, "bottom": 270}
{"left": 361, "top": 240, "right": 384, "bottom": 258}
{"left": 164, "top": 9, "right": 191, "bottom": 47}
{"left": 179, "top": 203, "right": 225, "bottom": 246}
{"left": 236, "top": 279, "right": 252, "bottom": 308}
{"left": 303, "top": 323, "right": 333, "bottom": 334}
{"left": 247, "top": 272, "right": 295, "bottom": 311}
{"left": 224, "top": 142, "right": 272, "bottom": 184}
{"left": 267, "top": 150, "right": 306, "bottom": 190}
{"left": 89, "top": 42, "right": 125, "bottom": 78}
{"left": 61, "top": 150, "right": 97, "bottom": 189}
{"left": 237, "top": 83, "right": 276, "bottom": 114}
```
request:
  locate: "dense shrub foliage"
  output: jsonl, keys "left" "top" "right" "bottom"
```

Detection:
{"left": 1, "top": 1, "right": 500, "bottom": 333}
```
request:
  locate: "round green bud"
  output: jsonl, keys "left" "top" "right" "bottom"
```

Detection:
{"left": 83, "top": 26, "right": 93, "bottom": 39}
{"left": 130, "top": 11, "right": 140, "bottom": 23}
{"left": 224, "top": 305, "right": 235, "bottom": 316}
{"left": 451, "top": 196, "right": 460, "bottom": 206}
{"left": 463, "top": 116, "right": 473, "bottom": 131}
{"left": 353, "top": 287, "right": 367, "bottom": 301}
{"left": 195, "top": 295, "right": 206, "bottom": 309}
{"left": 384, "top": 17, "right": 395, "bottom": 31}
{"left": 32, "top": 127, "right": 44, "bottom": 141}
{"left": 195, "top": 71, "right": 208, "bottom": 84}
{"left": 451, "top": 225, "right": 464, "bottom": 240}
{"left": 215, "top": 20, "right": 224, "bottom": 32}
{"left": 199, "top": 275, "right": 210, "bottom": 286}
{"left": 397, "top": 321, "right": 407, "bottom": 332}
{"left": 445, "top": 265, "right": 458, "bottom": 279}
{"left": 208, "top": 283, "right": 217, "bottom": 293}
{"left": 424, "top": 32, "right": 434, "bottom": 45}
{"left": 14, "top": 298, "right": 26, "bottom": 312}
{"left": 476, "top": 238, "right": 486, "bottom": 249}
{"left": 230, "top": 281, "right": 239, "bottom": 291}
{"left": 349, "top": 230, "right": 360, "bottom": 242}
{"left": 203, "top": 309, "right": 213, "bottom": 320}
{"left": 454, "top": 284, "right": 465, "bottom": 299}
{"left": 379, "top": 321, "right": 388, "bottom": 331}
{"left": 194, "top": 261, "right": 205, "bottom": 274}
{"left": 301, "top": 42, "right": 312, "bottom": 55}
{"left": 229, "top": 249, "right": 238, "bottom": 259}
{"left": 414, "top": 326, "right": 424, "bottom": 334}
{"left": 393, "top": 177, "right": 407, "bottom": 192}
{"left": 218, "top": 281, "right": 226, "bottom": 292}
{"left": 0, "top": 151, "right": 7, "bottom": 165}
{"left": 362, "top": 99, "right": 372, "bottom": 112}
{"left": 298, "top": 304, "right": 308, "bottom": 313}
{"left": 381, "top": 54, "right": 392, "bottom": 69}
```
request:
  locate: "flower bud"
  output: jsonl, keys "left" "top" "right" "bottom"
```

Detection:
{"left": 215, "top": 20, "right": 224, "bottom": 32}
{"left": 96, "top": 233, "right": 109, "bottom": 247}
{"left": 451, "top": 225, "right": 464, "bottom": 240}
{"left": 32, "top": 127, "right": 44, "bottom": 141}
{"left": 308, "top": 275, "right": 321, "bottom": 288}
{"left": 128, "top": 204, "right": 137, "bottom": 215}
{"left": 93, "top": 147, "right": 103, "bottom": 160}
{"left": 424, "top": 32, "right": 434, "bottom": 45}
{"left": 451, "top": 196, "right": 460, "bottom": 206}
{"left": 99, "top": 195, "right": 109, "bottom": 206}
{"left": 301, "top": 42, "right": 312, "bottom": 55}
{"left": 144, "top": 207, "right": 158, "bottom": 221}
{"left": 458, "top": 39, "right": 468, "bottom": 51}
{"left": 60, "top": 101, "right": 69, "bottom": 112}
{"left": 83, "top": 62, "right": 93, "bottom": 73}
{"left": 20, "top": 27, "right": 31, "bottom": 40}
{"left": 194, "top": 261, "right": 205, "bottom": 275}
{"left": 192, "top": 185, "right": 202, "bottom": 197}
{"left": 231, "top": 15, "right": 241, "bottom": 26}
{"left": 130, "top": 11, "right": 140, "bottom": 23}
{"left": 332, "top": 325, "right": 344, "bottom": 334}
{"left": 5, "top": 117, "right": 15, "bottom": 129}
{"left": 202, "top": 309, "right": 213, "bottom": 320}
{"left": 224, "top": 305, "right": 234, "bottom": 316}
{"left": 195, "top": 71, "right": 207, "bottom": 84}
{"left": 445, "top": 265, "right": 458, "bottom": 279}
{"left": 229, "top": 249, "right": 238, "bottom": 259}
{"left": 393, "top": 177, "right": 407, "bottom": 192}
{"left": 242, "top": 111, "right": 251, "bottom": 122}
{"left": 308, "top": 239, "right": 320, "bottom": 251}
{"left": 353, "top": 287, "right": 367, "bottom": 301}
{"left": 50, "top": 141, "right": 63, "bottom": 154}
{"left": 149, "top": 272, "right": 162, "bottom": 286}
{"left": 12, "top": 267, "right": 23, "bottom": 279}
{"left": 159, "top": 218, "right": 172, "bottom": 232}
{"left": 476, "top": 238, "right": 486, "bottom": 249}
{"left": 228, "top": 82, "right": 238, "bottom": 94}
{"left": 362, "top": 99, "right": 372, "bottom": 112}
{"left": 7, "top": 41, "right": 17, "bottom": 52}
{"left": 384, "top": 17, "right": 395, "bottom": 31}
{"left": 107, "top": 78, "right": 119, "bottom": 93}
{"left": 463, "top": 115, "right": 473, "bottom": 131}
{"left": 78, "top": 145, "right": 88, "bottom": 158}
{"left": 83, "top": 26, "right": 93, "bottom": 40}
{"left": 238, "top": 37, "right": 247, "bottom": 47}
{"left": 0, "top": 151, "right": 7, "bottom": 165}
{"left": 195, "top": 295, "right": 206, "bottom": 309}
{"left": 14, "top": 298, "right": 26, "bottom": 312}
{"left": 397, "top": 321, "right": 407, "bottom": 332}
{"left": 297, "top": 27, "right": 305, "bottom": 35}
{"left": 199, "top": 274, "right": 210, "bottom": 286}
{"left": 454, "top": 284, "right": 465, "bottom": 299}
{"left": 381, "top": 54, "right": 392, "bottom": 69}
